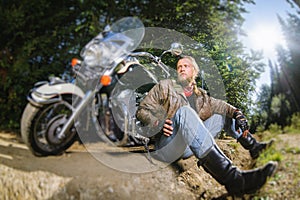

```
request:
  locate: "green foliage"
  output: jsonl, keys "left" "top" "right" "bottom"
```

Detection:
{"left": 290, "top": 112, "right": 300, "bottom": 129}
{"left": 0, "top": 0, "right": 261, "bottom": 130}
{"left": 255, "top": 132, "right": 283, "bottom": 166}
{"left": 270, "top": 94, "right": 291, "bottom": 128}
{"left": 262, "top": 112, "right": 300, "bottom": 134}
{"left": 0, "top": 0, "right": 85, "bottom": 130}
{"left": 284, "top": 112, "right": 300, "bottom": 133}
{"left": 227, "top": 141, "right": 239, "bottom": 150}
{"left": 268, "top": 123, "right": 282, "bottom": 134}
{"left": 249, "top": 84, "right": 272, "bottom": 132}
{"left": 285, "top": 146, "right": 300, "bottom": 154}
{"left": 257, "top": 148, "right": 283, "bottom": 166}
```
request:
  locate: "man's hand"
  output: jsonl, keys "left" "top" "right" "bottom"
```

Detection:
{"left": 233, "top": 110, "right": 249, "bottom": 137}
{"left": 163, "top": 119, "right": 173, "bottom": 137}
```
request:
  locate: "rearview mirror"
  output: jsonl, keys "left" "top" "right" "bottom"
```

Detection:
{"left": 170, "top": 43, "right": 183, "bottom": 56}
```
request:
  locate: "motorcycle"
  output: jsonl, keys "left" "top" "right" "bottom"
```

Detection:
{"left": 21, "top": 17, "right": 183, "bottom": 157}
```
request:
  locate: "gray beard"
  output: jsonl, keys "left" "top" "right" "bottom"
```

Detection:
{"left": 177, "top": 76, "right": 193, "bottom": 87}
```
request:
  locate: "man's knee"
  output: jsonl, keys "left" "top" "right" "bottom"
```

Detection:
{"left": 204, "top": 114, "right": 225, "bottom": 138}
{"left": 176, "top": 105, "right": 194, "bottom": 115}
{"left": 174, "top": 106, "right": 198, "bottom": 122}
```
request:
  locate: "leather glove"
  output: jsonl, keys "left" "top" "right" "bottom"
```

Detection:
{"left": 233, "top": 110, "right": 249, "bottom": 137}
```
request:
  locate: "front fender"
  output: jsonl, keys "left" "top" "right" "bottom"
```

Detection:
{"left": 28, "top": 82, "right": 85, "bottom": 106}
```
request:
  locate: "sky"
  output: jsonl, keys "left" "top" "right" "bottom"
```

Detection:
{"left": 241, "top": 0, "right": 299, "bottom": 90}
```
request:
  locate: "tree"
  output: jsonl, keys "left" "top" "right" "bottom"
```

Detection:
{"left": 0, "top": 0, "right": 260, "bottom": 130}
{"left": 270, "top": 94, "right": 291, "bottom": 129}
{"left": 257, "top": 9, "right": 300, "bottom": 130}
{"left": 0, "top": 0, "right": 105, "bottom": 129}
{"left": 287, "top": 0, "right": 300, "bottom": 9}
{"left": 252, "top": 84, "right": 272, "bottom": 131}
{"left": 278, "top": 14, "right": 300, "bottom": 112}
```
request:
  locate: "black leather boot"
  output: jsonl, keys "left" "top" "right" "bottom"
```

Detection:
{"left": 237, "top": 133, "right": 274, "bottom": 159}
{"left": 198, "top": 145, "right": 278, "bottom": 196}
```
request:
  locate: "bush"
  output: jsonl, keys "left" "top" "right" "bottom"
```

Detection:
{"left": 268, "top": 123, "right": 282, "bottom": 134}
{"left": 284, "top": 112, "right": 300, "bottom": 134}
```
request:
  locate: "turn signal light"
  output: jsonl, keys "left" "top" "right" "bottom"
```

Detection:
{"left": 100, "top": 75, "right": 112, "bottom": 86}
{"left": 71, "top": 58, "right": 80, "bottom": 67}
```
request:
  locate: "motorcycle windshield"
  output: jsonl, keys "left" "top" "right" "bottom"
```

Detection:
{"left": 81, "top": 17, "right": 145, "bottom": 68}
{"left": 110, "top": 17, "right": 144, "bottom": 53}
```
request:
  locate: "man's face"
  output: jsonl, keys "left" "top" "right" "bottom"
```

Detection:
{"left": 176, "top": 58, "right": 195, "bottom": 85}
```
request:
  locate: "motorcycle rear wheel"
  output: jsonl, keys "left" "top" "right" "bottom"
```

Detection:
{"left": 21, "top": 95, "right": 77, "bottom": 156}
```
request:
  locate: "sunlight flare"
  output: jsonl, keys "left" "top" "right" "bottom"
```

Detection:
{"left": 248, "top": 24, "right": 287, "bottom": 58}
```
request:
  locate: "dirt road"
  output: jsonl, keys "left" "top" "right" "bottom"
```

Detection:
{"left": 0, "top": 131, "right": 197, "bottom": 200}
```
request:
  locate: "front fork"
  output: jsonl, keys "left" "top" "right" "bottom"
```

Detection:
{"left": 57, "top": 90, "right": 94, "bottom": 140}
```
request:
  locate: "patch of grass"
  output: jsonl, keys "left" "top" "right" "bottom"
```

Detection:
{"left": 285, "top": 146, "right": 300, "bottom": 154}
{"left": 255, "top": 130, "right": 279, "bottom": 142}
{"left": 254, "top": 130, "right": 284, "bottom": 166}
{"left": 272, "top": 172, "right": 283, "bottom": 182}
{"left": 256, "top": 146, "right": 283, "bottom": 166}
{"left": 253, "top": 126, "right": 300, "bottom": 199}
{"left": 227, "top": 141, "right": 239, "bottom": 150}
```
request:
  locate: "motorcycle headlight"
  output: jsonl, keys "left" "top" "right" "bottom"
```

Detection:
{"left": 82, "top": 40, "right": 121, "bottom": 68}
{"left": 82, "top": 43, "right": 103, "bottom": 67}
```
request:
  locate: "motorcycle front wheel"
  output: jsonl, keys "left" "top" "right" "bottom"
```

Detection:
{"left": 21, "top": 95, "right": 78, "bottom": 156}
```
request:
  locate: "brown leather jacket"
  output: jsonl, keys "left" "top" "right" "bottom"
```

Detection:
{"left": 136, "top": 79, "right": 236, "bottom": 127}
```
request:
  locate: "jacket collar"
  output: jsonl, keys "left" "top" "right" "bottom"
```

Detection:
{"left": 171, "top": 79, "right": 188, "bottom": 101}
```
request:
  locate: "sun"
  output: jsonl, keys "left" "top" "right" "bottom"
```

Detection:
{"left": 247, "top": 24, "right": 287, "bottom": 58}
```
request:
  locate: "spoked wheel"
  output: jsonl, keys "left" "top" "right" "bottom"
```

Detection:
{"left": 21, "top": 95, "right": 78, "bottom": 156}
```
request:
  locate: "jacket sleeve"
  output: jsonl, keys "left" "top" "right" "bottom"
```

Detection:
{"left": 136, "top": 82, "right": 167, "bottom": 127}
{"left": 210, "top": 97, "right": 237, "bottom": 118}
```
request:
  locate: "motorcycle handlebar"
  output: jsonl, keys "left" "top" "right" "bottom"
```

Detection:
{"left": 129, "top": 52, "right": 170, "bottom": 77}
{"left": 129, "top": 52, "right": 156, "bottom": 60}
